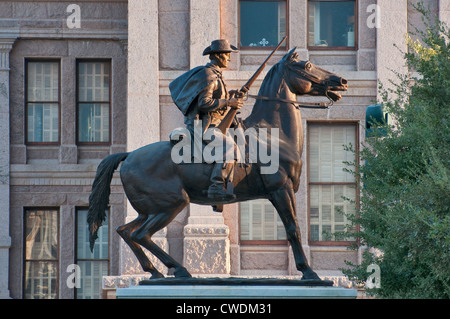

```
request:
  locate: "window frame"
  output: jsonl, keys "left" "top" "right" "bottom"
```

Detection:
{"left": 23, "top": 207, "right": 60, "bottom": 299}
{"left": 76, "top": 58, "right": 112, "bottom": 146}
{"left": 238, "top": 0, "right": 289, "bottom": 51}
{"left": 307, "top": 121, "right": 359, "bottom": 246}
{"left": 24, "top": 59, "right": 61, "bottom": 146}
{"left": 239, "top": 199, "right": 288, "bottom": 246}
{"left": 307, "top": 0, "right": 358, "bottom": 51}
{"left": 74, "top": 207, "right": 110, "bottom": 299}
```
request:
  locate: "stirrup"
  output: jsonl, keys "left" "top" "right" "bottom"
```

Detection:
{"left": 207, "top": 181, "right": 235, "bottom": 200}
{"left": 207, "top": 189, "right": 236, "bottom": 200}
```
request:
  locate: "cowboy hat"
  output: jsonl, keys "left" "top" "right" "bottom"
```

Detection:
{"left": 202, "top": 39, "right": 239, "bottom": 56}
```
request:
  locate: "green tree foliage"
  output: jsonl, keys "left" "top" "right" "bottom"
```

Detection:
{"left": 341, "top": 4, "right": 449, "bottom": 298}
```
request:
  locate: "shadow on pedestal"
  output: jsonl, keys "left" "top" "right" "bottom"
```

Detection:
{"left": 139, "top": 277, "right": 334, "bottom": 287}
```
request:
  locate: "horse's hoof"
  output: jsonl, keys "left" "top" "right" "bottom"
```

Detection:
{"left": 174, "top": 267, "right": 192, "bottom": 278}
{"left": 150, "top": 272, "right": 165, "bottom": 279}
{"left": 301, "top": 268, "right": 321, "bottom": 281}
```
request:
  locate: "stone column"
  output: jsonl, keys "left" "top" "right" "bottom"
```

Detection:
{"left": 439, "top": 0, "right": 449, "bottom": 26}
{"left": 59, "top": 55, "right": 77, "bottom": 164}
{"left": 290, "top": 0, "right": 309, "bottom": 60}
{"left": 128, "top": 0, "right": 160, "bottom": 151}
{"left": 59, "top": 205, "right": 75, "bottom": 299}
{"left": 357, "top": 0, "right": 377, "bottom": 71}
{"left": 0, "top": 38, "right": 15, "bottom": 299}
{"left": 376, "top": 0, "right": 408, "bottom": 100}
{"left": 189, "top": 0, "right": 220, "bottom": 68}
{"left": 182, "top": 0, "right": 231, "bottom": 276}
{"left": 125, "top": 0, "right": 168, "bottom": 276}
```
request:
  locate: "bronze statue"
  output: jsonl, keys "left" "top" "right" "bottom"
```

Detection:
{"left": 88, "top": 42, "right": 348, "bottom": 280}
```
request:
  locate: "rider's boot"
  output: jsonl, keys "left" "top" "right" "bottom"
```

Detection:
{"left": 207, "top": 162, "right": 236, "bottom": 200}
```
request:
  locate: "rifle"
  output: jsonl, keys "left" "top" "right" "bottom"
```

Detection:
{"left": 217, "top": 36, "right": 288, "bottom": 134}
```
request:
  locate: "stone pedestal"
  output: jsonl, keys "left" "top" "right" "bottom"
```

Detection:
{"left": 117, "top": 285, "right": 357, "bottom": 299}
{"left": 183, "top": 204, "right": 230, "bottom": 275}
{"left": 116, "top": 277, "right": 357, "bottom": 299}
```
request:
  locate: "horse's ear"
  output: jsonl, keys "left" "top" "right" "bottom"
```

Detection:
{"left": 285, "top": 47, "right": 298, "bottom": 61}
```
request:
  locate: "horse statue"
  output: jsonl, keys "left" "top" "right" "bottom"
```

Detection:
{"left": 88, "top": 48, "right": 348, "bottom": 280}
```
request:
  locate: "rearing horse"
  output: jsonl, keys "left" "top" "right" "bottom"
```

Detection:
{"left": 88, "top": 48, "right": 348, "bottom": 280}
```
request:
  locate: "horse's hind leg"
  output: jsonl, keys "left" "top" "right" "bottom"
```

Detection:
{"left": 131, "top": 211, "right": 192, "bottom": 278}
{"left": 116, "top": 215, "right": 165, "bottom": 279}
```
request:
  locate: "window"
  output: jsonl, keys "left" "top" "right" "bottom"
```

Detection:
{"left": 308, "top": 0, "right": 356, "bottom": 49}
{"left": 308, "top": 123, "right": 357, "bottom": 244}
{"left": 77, "top": 60, "right": 111, "bottom": 144}
{"left": 24, "top": 209, "right": 59, "bottom": 299}
{"left": 76, "top": 209, "right": 109, "bottom": 299}
{"left": 26, "top": 60, "right": 60, "bottom": 144}
{"left": 239, "top": 0, "right": 287, "bottom": 48}
{"left": 240, "top": 199, "right": 287, "bottom": 243}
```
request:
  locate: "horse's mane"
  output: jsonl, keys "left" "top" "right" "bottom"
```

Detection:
{"left": 243, "top": 58, "right": 287, "bottom": 128}
{"left": 257, "top": 61, "right": 284, "bottom": 98}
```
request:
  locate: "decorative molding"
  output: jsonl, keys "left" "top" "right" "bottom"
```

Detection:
{"left": 10, "top": 167, "right": 122, "bottom": 186}
{"left": 184, "top": 225, "right": 230, "bottom": 237}
{"left": 0, "top": 38, "right": 17, "bottom": 71}
{"left": 0, "top": 236, "right": 12, "bottom": 249}
{"left": 119, "top": 38, "right": 128, "bottom": 54}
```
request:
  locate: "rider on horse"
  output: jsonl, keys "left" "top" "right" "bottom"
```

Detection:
{"left": 169, "top": 39, "right": 244, "bottom": 200}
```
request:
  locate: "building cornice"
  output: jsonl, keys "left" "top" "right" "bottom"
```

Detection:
{"left": 0, "top": 27, "right": 127, "bottom": 41}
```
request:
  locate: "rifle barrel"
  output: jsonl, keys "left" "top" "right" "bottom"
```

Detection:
{"left": 241, "top": 36, "right": 287, "bottom": 93}
{"left": 217, "top": 36, "right": 288, "bottom": 134}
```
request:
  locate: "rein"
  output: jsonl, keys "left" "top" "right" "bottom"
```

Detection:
{"left": 247, "top": 93, "right": 333, "bottom": 109}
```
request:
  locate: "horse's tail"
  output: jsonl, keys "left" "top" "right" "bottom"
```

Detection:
{"left": 88, "top": 152, "right": 129, "bottom": 252}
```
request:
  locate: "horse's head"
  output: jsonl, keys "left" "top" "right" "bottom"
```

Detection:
{"left": 282, "top": 48, "right": 348, "bottom": 102}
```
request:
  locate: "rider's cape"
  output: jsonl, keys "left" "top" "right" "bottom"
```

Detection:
{"left": 169, "top": 64, "right": 220, "bottom": 115}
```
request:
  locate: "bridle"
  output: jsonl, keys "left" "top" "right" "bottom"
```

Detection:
{"left": 247, "top": 93, "right": 333, "bottom": 109}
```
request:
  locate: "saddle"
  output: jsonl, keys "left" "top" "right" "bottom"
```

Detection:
{"left": 169, "top": 122, "right": 253, "bottom": 213}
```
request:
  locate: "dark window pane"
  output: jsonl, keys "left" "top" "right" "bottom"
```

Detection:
{"left": 240, "top": 1, "right": 286, "bottom": 47}
{"left": 27, "top": 103, "right": 59, "bottom": 142}
{"left": 78, "top": 103, "right": 110, "bottom": 142}
{"left": 76, "top": 209, "right": 109, "bottom": 299}
{"left": 77, "top": 210, "right": 109, "bottom": 260}
{"left": 308, "top": 1, "right": 355, "bottom": 47}
{"left": 24, "top": 209, "right": 58, "bottom": 299}
{"left": 26, "top": 61, "right": 59, "bottom": 142}
{"left": 77, "top": 61, "right": 110, "bottom": 143}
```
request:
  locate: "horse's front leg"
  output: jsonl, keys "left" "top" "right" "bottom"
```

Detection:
{"left": 269, "top": 182, "right": 321, "bottom": 280}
